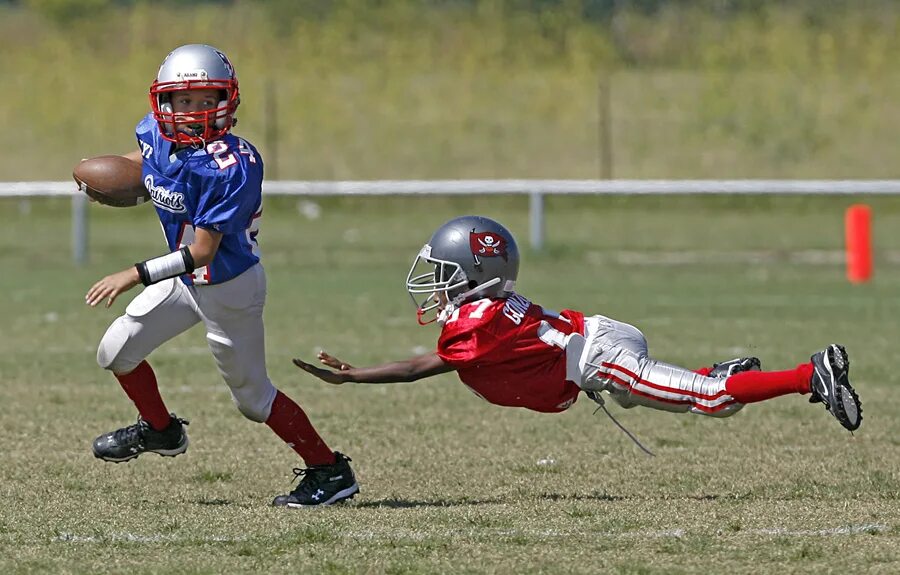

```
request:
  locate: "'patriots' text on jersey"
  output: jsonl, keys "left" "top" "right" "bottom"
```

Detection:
{"left": 136, "top": 113, "right": 263, "bottom": 285}
{"left": 437, "top": 294, "right": 586, "bottom": 413}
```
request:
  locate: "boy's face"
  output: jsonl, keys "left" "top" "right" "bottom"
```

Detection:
{"left": 170, "top": 88, "right": 220, "bottom": 136}
{"left": 171, "top": 88, "right": 220, "bottom": 113}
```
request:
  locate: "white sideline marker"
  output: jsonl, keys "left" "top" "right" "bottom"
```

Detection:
{"left": 53, "top": 524, "right": 887, "bottom": 544}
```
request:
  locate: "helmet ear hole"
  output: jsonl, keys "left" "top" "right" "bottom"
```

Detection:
{"left": 467, "top": 280, "right": 478, "bottom": 289}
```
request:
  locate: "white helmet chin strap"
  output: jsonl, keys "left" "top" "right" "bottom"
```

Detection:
{"left": 436, "top": 305, "right": 456, "bottom": 325}
{"left": 449, "top": 277, "right": 502, "bottom": 307}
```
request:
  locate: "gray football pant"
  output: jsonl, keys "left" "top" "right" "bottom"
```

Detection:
{"left": 566, "top": 315, "right": 744, "bottom": 417}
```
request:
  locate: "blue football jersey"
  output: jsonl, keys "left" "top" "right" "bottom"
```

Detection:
{"left": 135, "top": 113, "right": 264, "bottom": 285}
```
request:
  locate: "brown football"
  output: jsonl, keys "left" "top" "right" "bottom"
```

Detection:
{"left": 73, "top": 155, "right": 149, "bottom": 207}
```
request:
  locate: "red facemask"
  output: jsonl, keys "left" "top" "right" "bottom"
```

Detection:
{"left": 149, "top": 78, "right": 239, "bottom": 145}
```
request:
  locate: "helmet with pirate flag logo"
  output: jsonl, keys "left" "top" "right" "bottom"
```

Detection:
{"left": 406, "top": 215, "right": 520, "bottom": 323}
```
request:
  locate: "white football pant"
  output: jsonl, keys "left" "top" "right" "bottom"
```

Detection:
{"left": 96, "top": 263, "right": 277, "bottom": 422}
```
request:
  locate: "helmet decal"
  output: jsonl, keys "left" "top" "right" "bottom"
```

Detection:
{"left": 214, "top": 49, "right": 235, "bottom": 79}
{"left": 406, "top": 216, "right": 519, "bottom": 324}
{"left": 469, "top": 230, "right": 508, "bottom": 261}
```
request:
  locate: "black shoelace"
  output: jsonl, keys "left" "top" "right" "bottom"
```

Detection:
{"left": 111, "top": 420, "right": 148, "bottom": 446}
{"left": 290, "top": 467, "right": 311, "bottom": 483}
{"left": 289, "top": 466, "right": 330, "bottom": 496}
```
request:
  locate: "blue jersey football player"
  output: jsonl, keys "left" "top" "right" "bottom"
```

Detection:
{"left": 85, "top": 44, "right": 358, "bottom": 507}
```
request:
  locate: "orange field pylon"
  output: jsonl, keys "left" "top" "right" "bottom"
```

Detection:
{"left": 845, "top": 204, "right": 872, "bottom": 283}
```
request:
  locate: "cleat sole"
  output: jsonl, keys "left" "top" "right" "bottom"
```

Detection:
{"left": 95, "top": 449, "right": 188, "bottom": 463}
{"left": 283, "top": 484, "right": 360, "bottom": 508}
{"left": 93, "top": 437, "right": 189, "bottom": 463}
{"left": 828, "top": 344, "right": 862, "bottom": 432}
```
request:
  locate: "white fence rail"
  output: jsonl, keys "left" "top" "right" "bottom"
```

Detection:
{"left": 3, "top": 179, "right": 900, "bottom": 264}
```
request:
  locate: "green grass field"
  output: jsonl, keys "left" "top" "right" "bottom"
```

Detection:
{"left": 2, "top": 195, "right": 900, "bottom": 574}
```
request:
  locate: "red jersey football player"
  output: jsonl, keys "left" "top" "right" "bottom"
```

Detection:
{"left": 293, "top": 216, "right": 862, "bottom": 439}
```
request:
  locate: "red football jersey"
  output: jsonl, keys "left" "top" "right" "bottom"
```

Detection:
{"left": 436, "top": 293, "right": 586, "bottom": 413}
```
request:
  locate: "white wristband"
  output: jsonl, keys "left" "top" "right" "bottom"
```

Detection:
{"left": 136, "top": 247, "right": 195, "bottom": 285}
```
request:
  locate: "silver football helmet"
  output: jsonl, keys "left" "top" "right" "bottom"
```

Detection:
{"left": 406, "top": 215, "right": 520, "bottom": 324}
{"left": 149, "top": 44, "right": 240, "bottom": 145}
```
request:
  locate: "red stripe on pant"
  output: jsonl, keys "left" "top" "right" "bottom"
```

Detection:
{"left": 602, "top": 362, "right": 732, "bottom": 401}
{"left": 596, "top": 366, "right": 736, "bottom": 414}
{"left": 599, "top": 361, "right": 813, "bottom": 408}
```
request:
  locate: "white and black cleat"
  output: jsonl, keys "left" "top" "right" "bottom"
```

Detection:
{"left": 809, "top": 344, "right": 862, "bottom": 432}
{"left": 272, "top": 452, "right": 359, "bottom": 508}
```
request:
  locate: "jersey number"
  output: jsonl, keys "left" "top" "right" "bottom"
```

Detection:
{"left": 175, "top": 224, "right": 210, "bottom": 284}
{"left": 444, "top": 297, "right": 573, "bottom": 351}
{"left": 206, "top": 139, "right": 257, "bottom": 170}
{"left": 443, "top": 298, "right": 492, "bottom": 324}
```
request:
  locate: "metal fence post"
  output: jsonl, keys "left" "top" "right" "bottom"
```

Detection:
{"left": 529, "top": 191, "right": 544, "bottom": 250}
{"left": 72, "top": 193, "right": 88, "bottom": 265}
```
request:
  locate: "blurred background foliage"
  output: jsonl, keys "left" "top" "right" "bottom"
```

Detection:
{"left": 1, "top": 0, "right": 898, "bottom": 179}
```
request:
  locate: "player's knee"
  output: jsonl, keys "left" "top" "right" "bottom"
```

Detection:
{"left": 230, "top": 383, "right": 277, "bottom": 423}
{"left": 608, "top": 392, "right": 640, "bottom": 410}
{"left": 96, "top": 317, "right": 141, "bottom": 373}
{"left": 206, "top": 333, "right": 274, "bottom": 421}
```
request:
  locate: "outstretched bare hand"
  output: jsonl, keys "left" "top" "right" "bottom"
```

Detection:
{"left": 316, "top": 350, "right": 354, "bottom": 371}
{"left": 292, "top": 350, "right": 352, "bottom": 384}
{"left": 86, "top": 267, "right": 140, "bottom": 308}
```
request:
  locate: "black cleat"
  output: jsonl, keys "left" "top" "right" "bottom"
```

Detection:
{"left": 272, "top": 452, "right": 359, "bottom": 508}
{"left": 709, "top": 356, "right": 761, "bottom": 378}
{"left": 809, "top": 344, "right": 862, "bottom": 431}
{"left": 92, "top": 414, "right": 189, "bottom": 463}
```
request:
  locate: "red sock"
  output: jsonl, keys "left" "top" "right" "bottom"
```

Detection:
{"left": 115, "top": 361, "right": 171, "bottom": 431}
{"left": 266, "top": 390, "right": 336, "bottom": 466}
{"left": 725, "top": 363, "right": 813, "bottom": 404}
